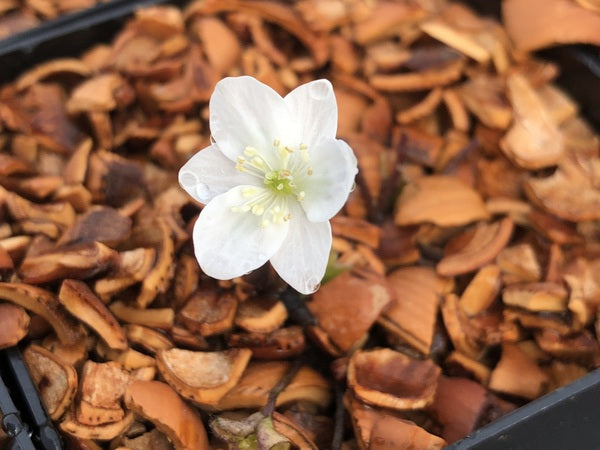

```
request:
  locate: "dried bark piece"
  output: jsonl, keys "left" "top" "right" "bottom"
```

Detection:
{"left": 109, "top": 301, "right": 174, "bottom": 330}
{"left": 503, "top": 0, "right": 600, "bottom": 51}
{"left": 377, "top": 220, "right": 419, "bottom": 266}
{"left": 187, "top": 0, "right": 328, "bottom": 66}
{"left": 535, "top": 329, "right": 600, "bottom": 362}
{"left": 489, "top": 343, "right": 549, "bottom": 400}
{"left": 124, "top": 324, "right": 173, "bottom": 354}
{"left": 86, "top": 150, "right": 145, "bottom": 206}
{"left": 272, "top": 412, "right": 318, "bottom": 450}
{"left": 380, "top": 266, "right": 449, "bottom": 355}
{"left": 459, "top": 265, "right": 502, "bottom": 316}
{"left": 0, "top": 303, "right": 29, "bottom": 349}
{"left": 396, "top": 87, "right": 443, "bottom": 125}
{"left": 496, "top": 244, "right": 542, "bottom": 284}
{"left": 169, "top": 325, "right": 209, "bottom": 351}
{"left": 538, "top": 84, "right": 578, "bottom": 125}
{"left": 58, "top": 279, "right": 127, "bottom": 351}
{"left": 114, "top": 428, "right": 172, "bottom": 450}
{"left": 23, "top": 344, "right": 77, "bottom": 420}
{"left": 26, "top": 83, "right": 86, "bottom": 153}
{"left": 500, "top": 73, "right": 564, "bottom": 169}
{"left": 524, "top": 157, "right": 600, "bottom": 222}
{"left": 228, "top": 326, "right": 306, "bottom": 360}
{"left": 216, "top": 362, "right": 331, "bottom": 410}
{"left": 77, "top": 361, "right": 130, "bottom": 426}
{"left": 191, "top": 16, "right": 241, "bottom": 75}
{"left": 395, "top": 175, "right": 489, "bottom": 227}
{"left": 125, "top": 380, "right": 209, "bottom": 450}
{"left": 442, "top": 88, "right": 470, "bottom": 132}
{"left": 0, "top": 153, "right": 33, "bottom": 176}
{"left": 370, "top": 59, "right": 465, "bottom": 92}
{"left": 308, "top": 271, "right": 391, "bottom": 355}
{"left": 172, "top": 253, "right": 199, "bottom": 307}
{"left": 60, "top": 410, "right": 135, "bottom": 441}
{"left": 437, "top": 218, "right": 514, "bottom": 276}
{"left": 59, "top": 207, "right": 132, "bottom": 247}
{"left": 369, "top": 415, "right": 446, "bottom": 450}
{"left": 94, "top": 247, "right": 156, "bottom": 300}
{"left": 235, "top": 296, "right": 288, "bottom": 334}
{"left": 348, "top": 348, "right": 441, "bottom": 411}
{"left": 134, "top": 5, "right": 184, "bottom": 38}
{"left": 156, "top": 348, "right": 252, "bottom": 407}
{"left": 19, "top": 241, "right": 119, "bottom": 284}
{"left": 5, "top": 189, "right": 75, "bottom": 228}
{"left": 432, "top": 376, "right": 489, "bottom": 444}
{"left": 459, "top": 75, "right": 512, "bottom": 129}
{"left": 136, "top": 217, "right": 175, "bottom": 308}
{"left": 0, "top": 282, "right": 84, "bottom": 345}
{"left": 16, "top": 58, "right": 91, "bottom": 91}
{"left": 0, "top": 174, "right": 63, "bottom": 199}
{"left": 445, "top": 352, "right": 490, "bottom": 384}
{"left": 352, "top": 1, "right": 426, "bottom": 45}
{"left": 528, "top": 209, "right": 582, "bottom": 245}
{"left": 95, "top": 340, "right": 155, "bottom": 370}
{"left": 331, "top": 216, "right": 381, "bottom": 248}
{"left": 504, "top": 308, "right": 571, "bottom": 336}
{"left": 42, "top": 334, "right": 88, "bottom": 367}
{"left": 63, "top": 138, "right": 92, "bottom": 185}
{"left": 441, "top": 294, "right": 484, "bottom": 358}
{"left": 502, "top": 282, "right": 568, "bottom": 313}
{"left": 179, "top": 288, "right": 237, "bottom": 336}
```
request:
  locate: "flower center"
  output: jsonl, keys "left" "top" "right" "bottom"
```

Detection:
{"left": 264, "top": 170, "right": 294, "bottom": 195}
{"left": 232, "top": 139, "right": 313, "bottom": 227}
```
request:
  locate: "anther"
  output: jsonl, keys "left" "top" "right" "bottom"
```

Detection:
{"left": 307, "top": 167, "right": 313, "bottom": 176}
{"left": 297, "top": 191, "right": 305, "bottom": 201}
{"left": 273, "top": 139, "right": 280, "bottom": 147}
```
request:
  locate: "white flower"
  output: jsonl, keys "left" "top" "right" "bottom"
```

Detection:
{"left": 178, "top": 76, "right": 358, "bottom": 294}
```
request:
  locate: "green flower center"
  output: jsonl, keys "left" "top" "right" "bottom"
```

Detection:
{"left": 264, "top": 170, "right": 295, "bottom": 195}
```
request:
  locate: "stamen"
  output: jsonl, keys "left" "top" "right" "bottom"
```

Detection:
{"left": 307, "top": 167, "right": 313, "bottom": 176}
{"left": 297, "top": 191, "right": 305, "bottom": 201}
{"left": 273, "top": 139, "right": 280, "bottom": 147}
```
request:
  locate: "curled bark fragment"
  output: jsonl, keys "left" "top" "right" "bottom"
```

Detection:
{"left": 437, "top": 218, "right": 514, "bottom": 276}
{"left": 0, "top": 282, "right": 84, "bottom": 345}
{"left": 380, "top": 266, "right": 449, "bottom": 355}
{"left": 58, "top": 279, "right": 127, "bottom": 350}
{"left": 20, "top": 241, "right": 119, "bottom": 284}
{"left": 76, "top": 361, "right": 130, "bottom": 426}
{"left": 395, "top": 175, "right": 489, "bottom": 227}
{"left": 156, "top": 348, "right": 252, "bottom": 407}
{"left": 370, "top": 59, "right": 465, "bottom": 92}
{"left": 179, "top": 288, "right": 237, "bottom": 336}
{"left": 23, "top": 344, "right": 77, "bottom": 420}
{"left": 0, "top": 303, "right": 29, "bottom": 350}
{"left": 489, "top": 343, "right": 549, "bottom": 400}
{"left": 308, "top": 270, "right": 391, "bottom": 355}
{"left": 216, "top": 362, "right": 331, "bottom": 411}
{"left": 348, "top": 348, "right": 441, "bottom": 411}
{"left": 235, "top": 296, "right": 288, "bottom": 334}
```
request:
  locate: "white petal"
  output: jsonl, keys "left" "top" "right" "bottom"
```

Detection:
{"left": 298, "top": 138, "right": 358, "bottom": 222}
{"left": 284, "top": 79, "right": 337, "bottom": 148}
{"left": 179, "top": 145, "right": 257, "bottom": 204}
{"left": 193, "top": 186, "right": 289, "bottom": 279}
{"left": 270, "top": 202, "right": 332, "bottom": 294}
{"left": 209, "top": 76, "right": 296, "bottom": 165}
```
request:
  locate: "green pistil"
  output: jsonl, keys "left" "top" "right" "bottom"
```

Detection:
{"left": 264, "top": 170, "right": 294, "bottom": 195}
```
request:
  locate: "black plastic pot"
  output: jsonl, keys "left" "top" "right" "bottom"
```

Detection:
{"left": 0, "top": 1, "right": 599, "bottom": 449}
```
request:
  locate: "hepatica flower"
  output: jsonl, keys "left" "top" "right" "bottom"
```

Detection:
{"left": 179, "top": 76, "right": 358, "bottom": 294}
